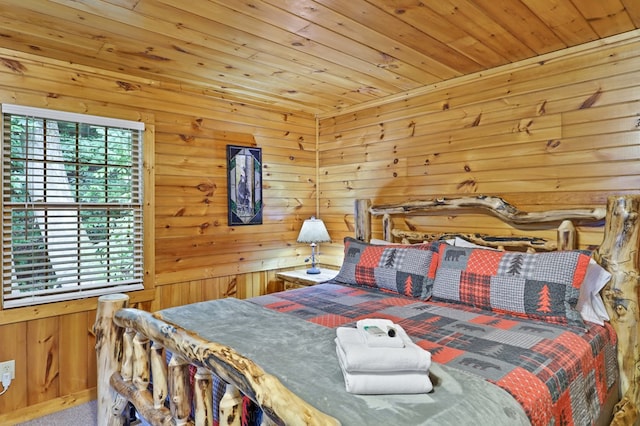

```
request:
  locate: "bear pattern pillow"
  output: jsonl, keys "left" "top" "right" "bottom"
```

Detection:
{"left": 334, "top": 237, "right": 440, "bottom": 299}
{"left": 433, "top": 245, "right": 591, "bottom": 326}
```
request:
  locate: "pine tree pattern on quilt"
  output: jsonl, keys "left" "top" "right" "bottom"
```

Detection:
{"left": 432, "top": 245, "right": 591, "bottom": 326}
{"left": 334, "top": 237, "right": 440, "bottom": 299}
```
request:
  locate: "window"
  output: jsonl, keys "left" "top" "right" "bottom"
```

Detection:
{"left": 1, "top": 104, "right": 145, "bottom": 308}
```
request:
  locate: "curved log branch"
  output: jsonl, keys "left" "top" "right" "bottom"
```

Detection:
{"left": 391, "top": 230, "right": 557, "bottom": 250}
{"left": 370, "top": 195, "right": 606, "bottom": 225}
{"left": 114, "top": 308, "right": 340, "bottom": 426}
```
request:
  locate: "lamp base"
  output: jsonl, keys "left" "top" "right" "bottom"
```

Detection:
{"left": 306, "top": 266, "right": 321, "bottom": 274}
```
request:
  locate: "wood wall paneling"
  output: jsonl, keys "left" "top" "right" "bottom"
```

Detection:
{"left": 318, "top": 35, "right": 640, "bottom": 261}
{"left": 0, "top": 47, "right": 317, "bottom": 422}
{"left": 27, "top": 317, "right": 59, "bottom": 405}
{"left": 0, "top": 322, "right": 27, "bottom": 411}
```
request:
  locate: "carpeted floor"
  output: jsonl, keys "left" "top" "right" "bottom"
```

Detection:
{"left": 16, "top": 400, "right": 97, "bottom": 426}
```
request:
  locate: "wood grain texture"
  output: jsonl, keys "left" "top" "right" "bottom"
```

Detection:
{"left": 94, "top": 293, "right": 129, "bottom": 426}
{"left": 59, "top": 312, "right": 89, "bottom": 395}
{"left": 150, "top": 342, "right": 168, "bottom": 409}
{"left": 318, "top": 34, "right": 640, "bottom": 265}
{"left": 0, "top": 1, "right": 638, "bottom": 113}
{"left": 219, "top": 384, "right": 242, "bottom": 426}
{"left": 594, "top": 196, "right": 640, "bottom": 424}
{"left": 27, "top": 317, "right": 59, "bottom": 405}
{"left": 194, "top": 367, "right": 214, "bottom": 426}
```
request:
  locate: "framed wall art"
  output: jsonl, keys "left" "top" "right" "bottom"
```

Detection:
{"left": 227, "top": 145, "right": 263, "bottom": 226}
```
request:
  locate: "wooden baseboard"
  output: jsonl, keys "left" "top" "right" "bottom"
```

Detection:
{"left": 0, "top": 387, "right": 96, "bottom": 425}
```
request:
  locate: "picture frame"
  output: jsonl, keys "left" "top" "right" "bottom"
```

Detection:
{"left": 227, "top": 145, "right": 263, "bottom": 226}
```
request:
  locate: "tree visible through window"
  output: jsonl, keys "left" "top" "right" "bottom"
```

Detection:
{"left": 1, "top": 104, "right": 145, "bottom": 308}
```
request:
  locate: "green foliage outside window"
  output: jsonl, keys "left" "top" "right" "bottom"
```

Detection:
{"left": 7, "top": 116, "right": 138, "bottom": 293}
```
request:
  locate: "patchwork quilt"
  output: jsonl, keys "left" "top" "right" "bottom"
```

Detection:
{"left": 251, "top": 283, "right": 618, "bottom": 426}
{"left": 160, "top": 298, "right": 531, "bottom": 426}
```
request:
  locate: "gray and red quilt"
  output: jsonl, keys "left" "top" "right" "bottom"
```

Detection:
{"left": 251, "top": 282, "right": 618, "bottom": 426}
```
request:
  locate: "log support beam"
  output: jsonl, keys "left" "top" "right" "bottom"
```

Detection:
{"left": 595, "top": 196, "right": 640, "bottom": 425}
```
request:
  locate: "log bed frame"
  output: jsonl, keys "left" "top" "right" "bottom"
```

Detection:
{"left": 95, "top": 194, "right": 640, "bottom": 426}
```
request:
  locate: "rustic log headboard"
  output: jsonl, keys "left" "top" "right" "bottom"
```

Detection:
{"left": 354, "top": 194, "right": 639, "bottom": 425}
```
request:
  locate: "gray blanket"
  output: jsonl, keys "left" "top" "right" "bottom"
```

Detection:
{"left": 159, "top": 297, "right": 529, "bottom": 426}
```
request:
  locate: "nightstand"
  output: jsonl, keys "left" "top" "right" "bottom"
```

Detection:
{"left": 276, "top": 268, "right": 339, "bottom": 290}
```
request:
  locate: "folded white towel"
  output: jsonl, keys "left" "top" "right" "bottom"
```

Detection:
{"left": 356, "top": 318, "right": 405, "bottom": 348}
{"left": 335, "top": 327, "right": 431, "bottom": 373}
{"left": 336, "top": 345, "right": 433, "bottom": 394}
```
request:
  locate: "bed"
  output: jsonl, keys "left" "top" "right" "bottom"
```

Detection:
{"left": 94, "top": 194, "right": 640, "bottom": 426}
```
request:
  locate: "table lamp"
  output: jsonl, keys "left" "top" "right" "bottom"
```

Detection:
{"left": 297, "top": 217, "right": 331, "bottom": 274}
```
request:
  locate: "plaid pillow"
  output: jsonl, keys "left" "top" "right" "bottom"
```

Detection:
{"left": 433, "top": 245, "right": 591, "bottom": 326}
{"left": 334, "top": 237, "right": 440, "bottom": 299}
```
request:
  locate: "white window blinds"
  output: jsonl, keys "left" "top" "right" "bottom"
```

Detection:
{"left": 1, "top": 104, "right": 145, "bottom": 308}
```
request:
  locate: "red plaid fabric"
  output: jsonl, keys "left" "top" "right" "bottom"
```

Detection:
{"left": 459, "top": 271, "right": 492, "bottom": 307}
{"left": 467, "top": 249, "right": 502, "bottom": 274}
{"left": 354, "top": 264, "right": 376, "bottom": 286}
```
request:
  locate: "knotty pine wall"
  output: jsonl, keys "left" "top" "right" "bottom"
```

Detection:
{"left": 0, "top": 48, "right": 317, "bottom": 422}
{"left": 318, "top": 32, "right": 640, "bottom": 262}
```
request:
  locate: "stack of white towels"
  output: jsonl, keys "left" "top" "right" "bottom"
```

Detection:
{"left": 335, "top": 318, "right": 433, "bottom": 394}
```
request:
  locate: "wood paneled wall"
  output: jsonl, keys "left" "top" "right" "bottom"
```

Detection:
{"left": 0, "top": 48, "right": 316, "bottom": 423}
{"left": 318, "top": 33, "right": 640, "bottom": 261}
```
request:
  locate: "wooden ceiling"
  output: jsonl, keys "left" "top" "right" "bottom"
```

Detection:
{"left": 1, "top": 0, "right": 639, "bottom": 114}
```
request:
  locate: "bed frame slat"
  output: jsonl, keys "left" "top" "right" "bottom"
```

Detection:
{"left": 194, "top": 367, "right": 214, "bottom": 426}
{"left": 151, "top": 342, "right": 168, "bottom": 409}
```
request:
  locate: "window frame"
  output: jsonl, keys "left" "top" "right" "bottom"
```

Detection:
{"left": 1, "top": 104, "right": 150, "bottom": 309}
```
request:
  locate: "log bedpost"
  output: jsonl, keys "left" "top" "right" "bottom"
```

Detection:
{"left": 594, "top": 195, "right": 640, "bottom": 425}
{"left": 355, "top": 199, "right": 371, "bottom": 242}
{"left": 94, "top": 293, "right": 130, "bottom": 426}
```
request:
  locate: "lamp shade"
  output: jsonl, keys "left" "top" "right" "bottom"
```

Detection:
{"left": 297, "top": 217, "right": 331, "bottom": 243}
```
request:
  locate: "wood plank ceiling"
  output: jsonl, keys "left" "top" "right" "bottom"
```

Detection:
{"left": 0, "top": 0, "right": 639, "bottom": 114}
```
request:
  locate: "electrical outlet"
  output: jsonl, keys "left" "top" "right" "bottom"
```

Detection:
{"left": 0, "top": 360, "right": 15, "bottom": 380}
